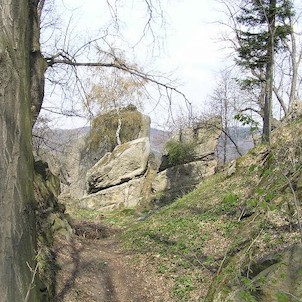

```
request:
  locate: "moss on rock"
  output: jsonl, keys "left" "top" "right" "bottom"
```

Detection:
{"left": 34, "top": 160, "right": 72, "bottom": 301}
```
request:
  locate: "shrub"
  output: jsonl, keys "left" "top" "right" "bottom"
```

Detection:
{"left": 165, "top": 140, "right": 196, "bottom": 166}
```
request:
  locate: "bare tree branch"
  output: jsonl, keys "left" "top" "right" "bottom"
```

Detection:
{"left": 47, "top": 56, "right": 191, "bottom": 109}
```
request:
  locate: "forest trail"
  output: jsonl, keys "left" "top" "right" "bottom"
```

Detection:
{"left": 53, "top": 222, "right": 165, "bottom": 302}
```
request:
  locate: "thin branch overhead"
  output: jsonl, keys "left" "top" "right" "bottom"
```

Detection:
{"left": 46, "top": 52, "right": 191, "bottom": 110}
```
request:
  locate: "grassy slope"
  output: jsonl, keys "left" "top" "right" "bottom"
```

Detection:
{"left": 121, "top": 162, "right": 260, "bottom": 301}
{"left": 119, "top": 119, "right": 302, "bottom": 301}
{"left": 69, "top": 118, "right": 302, "bottom": 301}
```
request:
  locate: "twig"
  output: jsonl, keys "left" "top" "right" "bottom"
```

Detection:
{"left": 24, "top": 261, "right": 39, "bottom": 302}
{"left": 282, "top": 291, "right": 302, "bottom": 301}
{"left": 217, "top": 250, "right": 228, "bottom": 275}
{"left": 282, "top": 172, "right": 302, "bottom": 242}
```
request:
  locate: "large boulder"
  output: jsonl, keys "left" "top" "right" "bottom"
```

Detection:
{"left": 154, "top": 116, "right": 222, "bottom": 203}
{"left": 79, "top": 130, "right": 171, "bottom": 211}
{"left": 160, "top": 116, "right": 222, "bottom": 171}
{"left": 79, "top": 116, "right": 222, "bottom": 211}
{"left": 207, "top": 244, "right": 302, "bottom": 302}
{"left": 86, "top": 137, "right": 150, "bottom": 193}
{"left": 35, "top": 113, "right": 226, "bottom": 211}
{"left": 193, "top": 116, "right": 222, "bottom": 159}
{"left": 35, "top": 109, "right": 152, "bottom": 201}
{"left": 80, "top": 178, "right": 145, "bottom": 211}
{"left": 152, "top": 157, "right": 217, "bottom": 204}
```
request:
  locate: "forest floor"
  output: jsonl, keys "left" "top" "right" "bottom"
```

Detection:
{"left": 53, "top": 219, "right": 171, "bottom": 302}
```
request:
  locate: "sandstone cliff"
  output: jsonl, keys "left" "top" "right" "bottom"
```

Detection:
{"left": 79, "top": 116, "right": 222, "bottom": 211}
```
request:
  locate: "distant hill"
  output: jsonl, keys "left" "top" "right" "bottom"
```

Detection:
{"left": 33, "top": 126, "right": 170, "bottom": 154}
{"left": 150, "top": 128, "right": 171, "bottom": 152}
{"left": 34, "top": 125, "right": 254, "bottom": 163}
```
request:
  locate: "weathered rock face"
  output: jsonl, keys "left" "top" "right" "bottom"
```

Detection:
{"left": 193, "top": 117, "right": 222, "bottom": 159}
{"left": 86, "top": 137, "right": 150, "bottom": 194}
{"left": 207, "top": 244, "right": 302, "bottom": 302}
{"left": 81, "top": 136, "right": 152, "bottom": 211}
{"left": 138, "top": 113, "right": 151, "bottom": 138}
{"left": 81, "top": 178, "right": 145, "bottom": 211}
{"left": 79, "top": 116, "right": 222, "bottom": 211}
{"left": 37, "top": 110, "right": 152, "bottom": 201}
{"left": 159, "top": 116, "right": 221, "bottom": 171}
{"left": 33, "top": 128, "right": 100, "bottom": 200}
{"left": 286, "top": 99, "right": 302, "bottom": 120}
{"left": 34, "top": 160, "right": 72, "bottom": 301}
{"left": 80, "top": 141, "right": 160, "bottom": 211}
{"left": 153, "top": 158, "right": 217, "bottom": 202}
{"left": 154, "top": 117, "right": 222, "bottom": 203}
{"left": 60, "top": 136, "right": 106, "bottom": 199}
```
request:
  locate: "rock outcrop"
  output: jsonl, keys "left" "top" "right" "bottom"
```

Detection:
{"left": 34, "top": 160, "right": 72, "bottom": 301}
{"left": 60, "top": 136, "right": 108, "bottom": 199}
{"left": 79, "top": 116, "right": 222, "bottom": 211}
{"left": 36, "top": 108, "right": 151, "bottom": 201}
{"left": 210, "top": 244, "right": 302, "bottom": 302}
{"left": 80, "top": 137, "right": 150, "bottom": 210}
{"left": 80, "top": 178, "right": 146, "bottom": 211}
{"left": 152, "top": 116, "right": 222, "bottom": 204}
{"left": 33, "top": 128, "right": 100, "bottom": 200}
{"left": 286, "top": 99, "right": 302, "bottom": 120}
{"left": 86, "top": 137, "right": 150, "bottom": 193}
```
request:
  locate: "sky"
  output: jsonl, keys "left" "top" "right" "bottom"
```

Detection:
{"left": 43, "top": 0, "right": 230, "bottom": 129}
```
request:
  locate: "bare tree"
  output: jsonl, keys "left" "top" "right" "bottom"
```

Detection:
{"left": 35, "top": 0, "right": 190, "bottom": 127}
{"left": 208, "top": 67, "right": 264, "bottom": 162}
{"left": 85, "top": 66, "right": 147, "bottom": 145}
{"left": 209, "top": 69, "right": 244, "bottom": 163}
{"left": 0, "top": 1, "right": 189, "bottom": 300}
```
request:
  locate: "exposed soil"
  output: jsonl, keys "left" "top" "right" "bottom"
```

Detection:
{"left": 53, "top": 221, "right": 168, "bottom": 302}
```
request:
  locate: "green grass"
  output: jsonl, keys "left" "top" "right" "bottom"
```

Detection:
{"left": 67, "top": 205, "right": 138, "bottom": 228}
{"left": 121, "top": 124, "right": 302, "bottom": 300}
{"left": 67, "top": 207, "right": 101, "bottom": 221}
{"left": 117, "top": 170, "right": 256, "bottom": 300}
{"left": 65, "top": 119, "right": 302, "bottom": 301}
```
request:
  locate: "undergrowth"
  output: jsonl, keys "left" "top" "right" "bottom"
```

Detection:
{"left": 66, "top": 119, "right": 302, "bottom": 301}
{"left": 119, "top": 169, "right": 258, "bottom": 300}
{"left": 121, "top": 121, "right": 302, "bottom": 300}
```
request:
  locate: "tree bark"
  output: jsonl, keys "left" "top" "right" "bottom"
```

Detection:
{"left": 30, "top": 0, "right": 48, "bottom": 125}
{"left": 223, "top": 84, "right": 228, "bottom": 164}
{"left": 0, "top": 0, "right": 40, "bottom": 300}
{"left": 114, "top": 101, "right": 122, "bottom": 145}
{"left": 262, "top": 0, "right": 276, "bottom": 144}
{"left": 288, "top": 18, "right": 299, "bottom": 110}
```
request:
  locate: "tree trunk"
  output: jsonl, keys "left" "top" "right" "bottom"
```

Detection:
{"left": 223, "top": 85, "right": 228, "bottom": 164}
{"left": 288, "top": 22, "right": 299, "bottom": 110}
{"left": 0, "top": 0, "right": 40, "bottom": 301}
{"left": 114, "top": 102, "right": 122, "bottom": 145}
{"left": 30, "top": 0, "right": 48, "bottom": 125}
{"left": 116, "top": 116, "right": 122, "bottom": 145}
{"left": 262, "top": 0, "right": 276, "bottom": 145}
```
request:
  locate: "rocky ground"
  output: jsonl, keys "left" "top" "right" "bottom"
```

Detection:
{"left": 53, "top": 221, "right": 171, "bottom": 302}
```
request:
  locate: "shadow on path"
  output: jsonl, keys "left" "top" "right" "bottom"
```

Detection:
{"left": 53, "top": 222, "right": 121, "bottom": 302}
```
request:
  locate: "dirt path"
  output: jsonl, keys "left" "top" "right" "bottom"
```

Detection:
{"left": 53, "top": 222, "right": 162, "bottom": 302}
